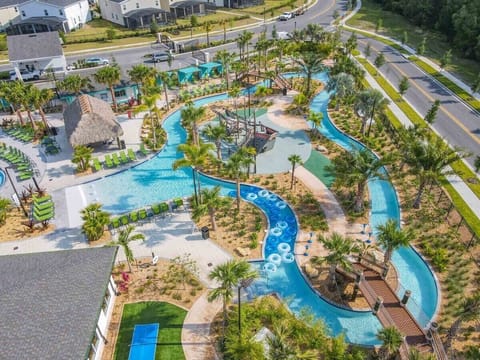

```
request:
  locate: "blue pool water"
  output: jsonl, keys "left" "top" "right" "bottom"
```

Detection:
{"left": 0, "top": 169, "right": 4, "bottom": 187}
{"left": 77, "top": 75, "right": 438, "bottom": 344}
{"left": 128, "top": 323, "right": 159, "bottom": 360}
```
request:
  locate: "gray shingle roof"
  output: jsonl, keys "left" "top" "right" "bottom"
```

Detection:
{"left": 0, "top": 247, "right": 118, "bottom": 360}
{"left": 26, "top": 0, "right": 82, "bottom": 6}
{"left": 7, "top": 31, "right": 64, "bottom": 61}
{"left": 0, "top": 0, "right": 27, "bottom": 8}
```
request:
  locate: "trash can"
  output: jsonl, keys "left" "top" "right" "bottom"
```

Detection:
{"left": 282, "top": 88, "right": 287, "bottom": 96}
{"left": 120, "top": 140, "right": 126, "bottom": 149}
{"left": 201, "top": 226, "right": 209, "bottom": 240}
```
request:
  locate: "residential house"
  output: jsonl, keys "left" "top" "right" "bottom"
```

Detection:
{"left": 99, "top": 0, "right": 172, "bottom": 29}
{"left": 0, "top": 247, "right": 118, "bottom": 360}
{"left": 169, "top": 0, "right": 215, "bottom": 19}
{"left": 0, "top": 0, "right": 25, "bottom": 31}
{"left": 6, "top": 0, "right": 91, "bottom": 34}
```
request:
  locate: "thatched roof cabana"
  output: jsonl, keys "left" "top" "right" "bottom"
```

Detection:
{"left": 63, "top": 94, "right": 124, "bottom": 147}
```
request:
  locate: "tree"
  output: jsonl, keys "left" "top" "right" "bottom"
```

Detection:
{"left": 326, "top": 72, "right": 355, "bottom": 109}
{"left": 93, "top": 65, "right": 121, "bottom": 111}
{"left": 128, "top": 64, "right": 156, "bottom": 98}
{"left": 202, "top": 123, "right": 230, "bottom": 161}
{"left": 220, "top": 19, "right": 227, "bottom": 43}
{"left": 417, "top": 36, "right": 426, "bottom": 56}
{"left": 473, "top": 73, "right": 480, "bottom": 94}
{"left": 271, "top": 24, "right": 278, "bottom": 40}
{"left": 208, "top": 260, "right": 258, "bottom": 339}
{"left": 150, "top": 18, "right": 160, "bottom": 35}
{"left": 72, "top": 145, "right": 94, "bottom": 172}
{"left": 57, "top": 74, "right": 91, "bottom": 95}
{"left": 464, "top": 345, "right": 480, "bottom": 360}
{"left": 204, "top": 21, "right": 212, "bottom": 46}
{"left": 376, "top": 326, "right": 403, "bottom": 360}
{"left": 267, "top": 322, "right": 296, "bottom": 359}
{"left": 374, "top": 52, "right": 386, "bottom": 70}
{"left": 329, "top": 149, "right": 390, "bottom": 212}
{"left": 365, "top": 42, "right": 371, "bottom": 57}
{"left": 474, "top": 155, "right": 480, "bottom": 173}
{"left": 345, "top": 32, "right": 357, "bottom": 54}
{"left": 110, "top": 225, "right": 145, "bottom": 272}
{"left": 224, "top": 332, "right": 264, "bottom": 360}
{"left": 214, "top": 50, "right": 235, "bottom": 90}
{"left": 157, "top": 71, "right": 170, "bottom": 109}
{"left": 134, "top": 91, "right": 162, "bottom": 148}
{"left": 190, "top": 15, "right": 198, "bottom": 28}
{"left": 376, "top": 219, "right": 412, "bottom": 265}
{"left": 375, "top": 18, "right": 383, "bottom": 33}
{"left": 225, "top": 152, "right": 246, "bottom": 211}
{"left": 424, "top": 99, "right": 441, "bottom": 124}
{"left": 440, "top": 49, "right": 452, "bottom": 70}
{"left": 106, "top": 27, "right": 116, "bottom": 41}
{"left": 0, "top": 81, "right": 26, "bottom": 125}
{"left": 288, "top": 154, "right": 303, "bottom": 190}
{"left": 401, "top": 31, "right": 408, "bottom": 45}
{"left": 192, "top": 186, "right": 231, "bottom": 231}
{"left": 445, "top": 291, "right": 480, "bottom": 351}
{"left": 398, "top": 76, "right": 410, "bottom": 97}
{"left": 81, "top": 203, "right": 110, "bottom": 242}
{"left": 0, "top": 198, "right": 11, "bottom": 225}
{"left": 30, "top": 87, "right": 54, "bottom": 130}
{"left": 292, "top": 47, "right": 329, "bottom": 96}
{"left": 164, "top": 253, "right": 199, "bottom": 290}
{"left": 181, "top": 104, "right": 205, "bottom": 146}
{"left": 318, "top": 232, "right": 357, "bottom": 289}
{"left": 228, "top": 85, "right": 242, "bottom": 140}
{"left": 307, "top": 111, "right": 323, "bottom": 138}
{"left": 20, "top": 84, "right": 37, "bottom": 128}
{"left": 354, "top": 89, "right": 390, "bottom": 135}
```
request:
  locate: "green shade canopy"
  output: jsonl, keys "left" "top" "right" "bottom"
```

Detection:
{"left": 177, "top": 66, "right": 200, "bottom": 83}
{"left": 198, "top": 62, "right": 223, "bottom": 78}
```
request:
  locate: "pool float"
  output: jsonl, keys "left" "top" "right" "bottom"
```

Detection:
{"left": 270, "top": 227, "right": 282, "bottom": 236}
{"left": 282, "top": 252, "right": 295, "bottom": 263}
{"left": 258, "top": 189, "right": 269, "bottom": 197}
{"left": 267, "top": 253, "right": 282, "bottom": 266}
{"left": 246, "top": 192, "right": 258, "bottom": 201}
{"left": 276, "top": 201, "right": 287, "bottom": 209}
{"left": 276, "top": 221, "right": 288, "bottom": 229}
{"left": 263, "top": 262, "right": 277, "bottom": 273}
{"left": 267, "top": 194, "right": 277, "bottom": 201}
{"left": 277, "top": 242, "right": 291, "bottom": 253}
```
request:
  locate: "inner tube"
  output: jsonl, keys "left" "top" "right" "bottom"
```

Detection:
{"left": 276, "top": 201, "right": 287, "bottom": 209}
{"left": 246, "top": 192, "right": 258, "bottom": 201}
{"left": 267, "top": 253, "right": 282, "bottom": 266}
{"left": 263, "top": 262, "right": 277, "bottom": 273}
{"left": 267, "top": 194, "right": 277, "bottom": 201}
{"left": 258, "top": 189, "right": 269, "bottom": 197}
{"left": 277, "top": 242, "right": 291, "bottom": 253}
{"left": 270, "top": 227, "right": 282, "bottom": 236}
{"left": 276, "top": 221, "right": 288, "bottom": 229}
{"left": 282, "top": 252, "right": 295, "bottom": 263}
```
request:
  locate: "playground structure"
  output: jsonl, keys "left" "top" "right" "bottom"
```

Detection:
{"left": 238, "top": 71, "right": 292, "bottom": 93}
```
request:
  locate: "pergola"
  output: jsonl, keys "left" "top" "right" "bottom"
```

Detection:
{"left": 177, "top": 66, "right": 200, "bottom": 83}
{"left": 198, "top": 62, "right": 223, "bottom": 79}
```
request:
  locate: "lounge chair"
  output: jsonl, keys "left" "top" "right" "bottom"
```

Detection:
{"left": 33, "top": 211, "right": 54, "bottom": 222}
{"left": 112, "top": 153, "right": 121, "bottom": 166}
{"left": 127, "top": 148, "right": 137, "bottom": 161}
{"left": 33, "top": 207, "right": 55, "bottom": 218}
{"left": 159, "top": 202, "right": 169, "bottom": 213}
{"left": 18, "top": 172, "right": 33, "bottom": 181}
{"left": 34, "top": 201, "right": 54, "bottom": 211}
{"left": 130, "top": 211, "right": 139, "bottom": 222}
{"left": 151, "top": 203, "right": 161, "bottom": 215}
{"left": 92, "top": 158, "right": 102, "bottom": 172}
{"left": 139, "top": 143, "right": 149, "bottom": 156}
{"left": 173, "top": 198, "right": 184, "bottom": 210}
{"left": 119, "top": 215, "right": 129, "bottom": 226}
{"left": 33, "top": 194, "right": 52, "bottom": 204}
{"left": 110, "top": 217, "right": 120, "bottom": 232}
{"left": 119, "top": 151, "right": 129, "bottom": 164}
{"left": 104, "top": 154, "right": 114, "bottom": 168}
{"left": 138, "top": 209, "right": 148, "bottom": 221}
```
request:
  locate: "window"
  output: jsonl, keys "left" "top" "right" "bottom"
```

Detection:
{"left": 59, "top": 9, "right": 63, "bottom": 15}
{"left": 100, "top": 93, "right": 108, "bottom": 101}
{"left": 21, "top": 10, "right": 25, "bottom": 17}
{"left": 114, "top": 89, "right": 126, "bottom": 97}
{"left": 155, "top": 0, "right": 159, "bottom": 6}
{"left": 115, "top": 14, "right": 118, "bottom": 20}
{"left": 111, "top": 13, "right": 114, "bottom": 19}
{"left": 122, "top": 4, "right": 126, "bottom": 10}
{"left": 136, "top": 2, "right": 139, "bottom": 8}
{"left": 44, "top": 9, "right": 49, "bottom": 16}
{"left": 14, "top": 6, "right": 18, "bottom": 12}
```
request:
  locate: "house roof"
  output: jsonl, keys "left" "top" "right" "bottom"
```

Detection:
{"left": 0, "top": 247, "right": 118, "bottom": 360}
{"left": 63, "top": 94, "right": 124, "bottom": 146}
{"left": 0, "top": 0, "right": 27, "bottom": 8}
{"left": 20, "top": 0, "right": 84, "bottom": 7}
{"left": 170, "top": 0, "right": 209, "bottom": 8}
{"left": 124, "top": 7, "right": 169, "bottom": 17}
{"left": 7, "top": 31, "right": 64, "bottom": 61}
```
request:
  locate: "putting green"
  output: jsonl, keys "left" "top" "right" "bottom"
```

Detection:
{"left": 304, "top": 150, "right": 335, "bottom": 188}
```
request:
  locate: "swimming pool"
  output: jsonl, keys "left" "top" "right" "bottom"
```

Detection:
{"left": 0, "top": 169, "right": 5, "bottom": 187}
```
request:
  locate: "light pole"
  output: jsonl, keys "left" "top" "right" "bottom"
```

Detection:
{"left": 191, "top": 165, "right": 199, "bottom": 206}
{"left": 237, "top": 277, "right": 255, "bottom": 335}
{"left": 4, "top": 167, "right": 28, "bottom": 217}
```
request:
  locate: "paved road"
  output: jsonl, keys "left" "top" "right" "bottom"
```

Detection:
{"left": 354, "top": 34, "right": 480, "bottom": 167}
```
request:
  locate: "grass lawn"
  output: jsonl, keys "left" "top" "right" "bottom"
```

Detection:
{"left": 236, "top": 0, "right": 305, "bottom": 17}
{"left": 114, "top": 301, "right": 187, "bottom": 360}
{"left": 347, "top": 0, "right": 480, "bottom": 85}
{"left": 304, "top": 150, "right": 335, "bottom": 188}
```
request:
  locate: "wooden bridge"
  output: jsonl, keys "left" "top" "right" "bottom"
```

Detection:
{"left": 238, "top": 71, "right": 292, "bottom": 90}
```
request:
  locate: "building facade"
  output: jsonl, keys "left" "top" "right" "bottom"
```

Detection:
{"left": 0, "top": 0, "right": 23, "bottom": 31}
{"left": 99, "top": 0, "right": 170, "bottom": 27}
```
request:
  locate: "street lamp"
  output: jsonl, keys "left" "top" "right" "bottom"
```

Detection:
{"left": 237, "top": 277, "right": 255, "bottom": 335}
{"left": 4, "top": 167, "right": 28, "bottom": 217}
{"left": 191, "top": 165, "right": 199, "bottom": 206}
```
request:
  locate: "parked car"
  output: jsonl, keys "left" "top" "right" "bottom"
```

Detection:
{"left": 278, "top": 12, "right": 294, "bottom": 21}
{"left": 152, "top": 52, "right": 171, "bottom": 63}
{"left": 9, "top": 69, "right": 41, "bottom": 81}
{"left": 85, "top": 57, "right": 109, "bottom": 67}
{"left": 277, "top": 31, "right": 292, "bottom": 40}
{"left": 294, "top": 7, "right": 306, "bottom": 16}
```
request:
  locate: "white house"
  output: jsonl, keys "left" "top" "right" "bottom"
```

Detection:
{"left": 99, "top": 0, "right": 171, "bottom": 28}
{"left": 13, "top": 0, "right": 91, "bottom": 33}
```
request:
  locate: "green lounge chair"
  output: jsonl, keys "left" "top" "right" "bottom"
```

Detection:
{"left": 120, "top": 151, "right": 129, "bottom": 163}
{"left": 92, "top": 158, "right": 102, "bottom": 172}
{"left": 112, "top": 153, "right": 121, "bottom": 166}
{"left": 138, "top": 209, "right": 148, "bottom": 221}
{"left": 159, "top": 202, "right": 169, "bottom": 213}
{"left": 110, "top": 217, "right": 120, "bottom": 231}
{"left": 19, "top": 172, "right": 33, "bottom": 181}
{"left": 151, "top": 203, "right": 160, "bottom": 215}
{"left": 130, "top": 211, "right": 139, "bottom": 222}
{"left": 139, "top": 143, "right": 149, "bottom": 156}
{"left": 34, "top": 207, "right": 55, "bottom": 218}
{"left": 104, "top": 154, "right": 114, "bottom": 168}
{"left": 33, "top": 212, "right": 54, "bottom": 222}
{"left": 33, "top": 194, "right": 52, "bottom": 204}
{"left": 127, "top": 148, "right": 137, "bottom": 161}
{"left": 34, "top": 201, "right": 54, "bottom": 211}
{"left": 119, "top": 215, "right": 129, "bottom": 226}
{"left": 173, "top": 198, "right": 184, "bottom": 210}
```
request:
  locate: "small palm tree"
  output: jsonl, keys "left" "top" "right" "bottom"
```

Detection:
{"left": 202, "top": 123, "right": 231, "bottom": 161}
{"left": 288, "top": 154, "right": 303, "bottom": 190}
{"left": 292, "top": 46, "right": 330, "bottom": 96}
{"left": 307, "top": 111, "right": 323, "bottom": 138}
{"left": 0, "top": 81, "right": 26, "bottom": 125}
{"left": 445, "top": 291, "right": 480, "bottom": 351}
{"left": 204, "top": 21, "right": 212, "bottom": 46}
{"left": 30, "top": 87, "right": 54, "bottom": 130}
{"left": 181, "top": 104, "right": 205, "bottom": 146}
{"left": 128, "top": 64, "right": 155, "bottom": 93}
{"left": 224, "top": 331, "right": 264, "bottom": 360}
{"left": 326, "top": 72, "right": 355, "bottom": 110}
{"left": 57, "top": 74, "right": 92, "bottom": 95}
{"left": 0, "top": 198, "right": 11, "bottom": 225}
{"left": 192, "top": 186, "right": 231, "bottom": 231}
{"left": 354, "top": 89, "right": 390, "bottom": 136}
{"left": 376, "top": 219, "right": 413, "bottom": 265}
{"left": 214, "top": 50, "right": 235, "bottom": 90}
{"left": 157, "top": 71, "right": 170, "bottom": 109}
{"left": 81, "top": 203, "right": 110, "bottom": 242}
{"left": 268, "top": 322, "right": 296, "bottom": 359}
{"left": 225, "top": 152, "right": 245, "bottom": 211}
{"left": 376, "top": 326, "right": 404, "bottom": 360}
{"left": 110, "top": 225, "right": 145, "bottom": 272}
{"left": 93, "top": 65, "right": 121, "bottom": 111}
{"left": 72, "top": 145, "right": 94, "bottom": 172}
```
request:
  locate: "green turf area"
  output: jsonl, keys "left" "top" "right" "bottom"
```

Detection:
{"left": 114, "top": 301, "right": 187, "bottom": 360}
{"left": 304, "top": 150, "right": 335, "bottom": 188}
{"left": 234, "top": 107, "right": 268, "bottom": 118}
{"left": 347, "top": 0, "right": 480, "bottom": 85}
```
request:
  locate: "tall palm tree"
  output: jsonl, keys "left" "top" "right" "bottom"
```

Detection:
{"left": 292, "top": 50, "right": 327, "bottom": 97}
{"left": 181, "top": 104, "right": 205, "bottom": 146}
{"left": 302, "top": 23, "right": 325, "bottom": 42}
{"left": 192, "top": 186, "right": 231, "bottom": 231}
{"left": 202, "top": 123, "right": 230, "bottom": 161}
{"left": 80, "top": 203, "right": 110, "bottom": 242}
{"left": 307, "top": 111, "right": 323, "bottom": 138}
{"left": 21, "top": 84, "right": 37, "bottom": 128}
{"left": 0, "top": 81, "right": 26, "bottom": 125}
{"left": 93, "top": 65, "right": 121, "bottom": 111}
{"left": 214, "top": 50, "right": 235, "bottom": 90}
{"left": 156, "top": 71, "right": 170, "bottom": 109}
{"left": 128, "top": 64, "right": 156, "bottom": 100}
{"left": 237, "top": 146, "right": 256, "bottom": 178}
{"left": 204, "top": 21, "right": 212, "bottom": 46}
{"left": 225, "top": 152, "right": 245, "bottom": 211}
{"left": 29, "top": 87, "right": 54, "bottom": 130}
{"left": 331, "top": 54, "right": 365, "bottom": 89}
{"left": 173, "top": 142, "right": 214, "bottom": 204}
{"left": 326, "top": 72, "right": 355, "bottom": 110}
{"left": 254, "top": 32, "right": 270, "bottom": 71}
{"left": 57, "top": 74, "right": 92, "bottom": 95}
{"left": 376, "top": 326, "right": 404, "bottom": 360}
{"left": 208, "top": 260, "right": 258, "bottom": 339}
{"left": 376, "top": 219, "right": 412, "bottom": 266}
{"left": 445, "top": 291, "right": 480, "bottom": 351}
{"left": 228, "top": 85, "right": 242, "bottom": 140}
{"left": 407, "top": 135, "right": 464, "bottom": 209}
{"left": 135, "top": 91, "right": 162, "bottom": 147}
{"left": 319, "top": 232, "right": 357, "bottom": 289}
{"left": 240, "top": 31, "right": 253, "bottom": 64}
{"left": 110, "top": 225, "right": 145, "bottom": 272}
{"left": 288, "top": 154, "right": 303, "bottom": 190}
{"left": 328, "top": 149, "right": 390, "bottom": 213}
{"left": 354, "top": 89, "right": 390, "bottom": 136}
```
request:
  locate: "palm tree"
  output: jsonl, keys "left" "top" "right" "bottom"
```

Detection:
{"left": 408, "top": 135, "right": 464, "bottom": 209}
{"left": 445, "top": 291, "right": 480, "bottom": 351}
{"left": 224, "top": 331, "right": 264, "bottom": 360}
{"left": 376, "top": 326, "right": 404, "bottom": 360}
{"left": 331, "top": 54, "right": 365, "bottom": 89}
{"left": 156, "top": 71, "right": 170, "bottom": 109}
{"left": 192, "top": 186, "right": 231, "bottom": 231}
{"left": 239, "top": 31, "right": 253, "bottom": 64}
{"left": 303, "top": 23, "right": 325, "bottom": 42}
{"left": 307, "top": 111, "right": 323, "bottom": 138}
{"left": 72, "top": 145, "right": 94, "bottom": 172}
{"left": 128, "top": 64, "right": 156, "bottom": 100}
{"left": 202, "top": 123, "right": 230, "bottom": 161}
{"left": 376, "top": 219, "right": 412, "bottom": 266}
{"left": 354, "top": 89, "right": 390, "bottom": 136}
{"left": 237, "top": 146, "right": 256, "bottom": 178}
{"left": 110, "top": 225, "right": 145, "bottom": 272}
{"left": 292, "top": 50, "right": 328, "bottom": 97}
{"left": 268, "top": 322, "right": 296, "bottom": 359}
{"left": 30, "top": 87, "right": 54, "bottom": 130}
{"left": 57, "top": 74, "right": 92, "bottom": 95}
{"left": 93, "top": 65, "right": 121, "bottom": 111}
{"left": 228, "top": 85, "right": 242, "bottom": 140}
{"left": 464, "top": 345, "right": 480, "bottom": 360}
{"left": 225, "top": 152, "right": 245, "bottom": 211}
{"left": 181, "top": 104, "right": 205, "bottom": 146}
{"left": 134, "top": 91, "right": 162, "bottom": 148}
{"left": 80, "top": 203, "right": 110, "bottom": 242}
{"left": 173, "top": 142, "right": 214, "bottom": 205}
{"left": 214, "top": 50, "right": 235, "bottom": 90}
{"left": 328, "top": 149, "right": 390, "bottom": 212}
{"left": 319, "top": 232, "right": 357, "bottom": 289}
{"left": 288, "top": 154, "right": 303, "bottom": 190}
{"left": 326, "top": 72, "right": 355, "bottom": 110}
{"left": 204, "top": 21, "right": 212, "bottom": 46}
{"left": 21, "top": 84, "right": 37, "bottom": 128}
{"left": 0, "top": 81, "right": 26, "bottom": 125}
{"left": 208, "top": 260, "right": 258, "bottom": 339}
{"left": 0, "top": 197, "right": 11, "bottom": 225}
